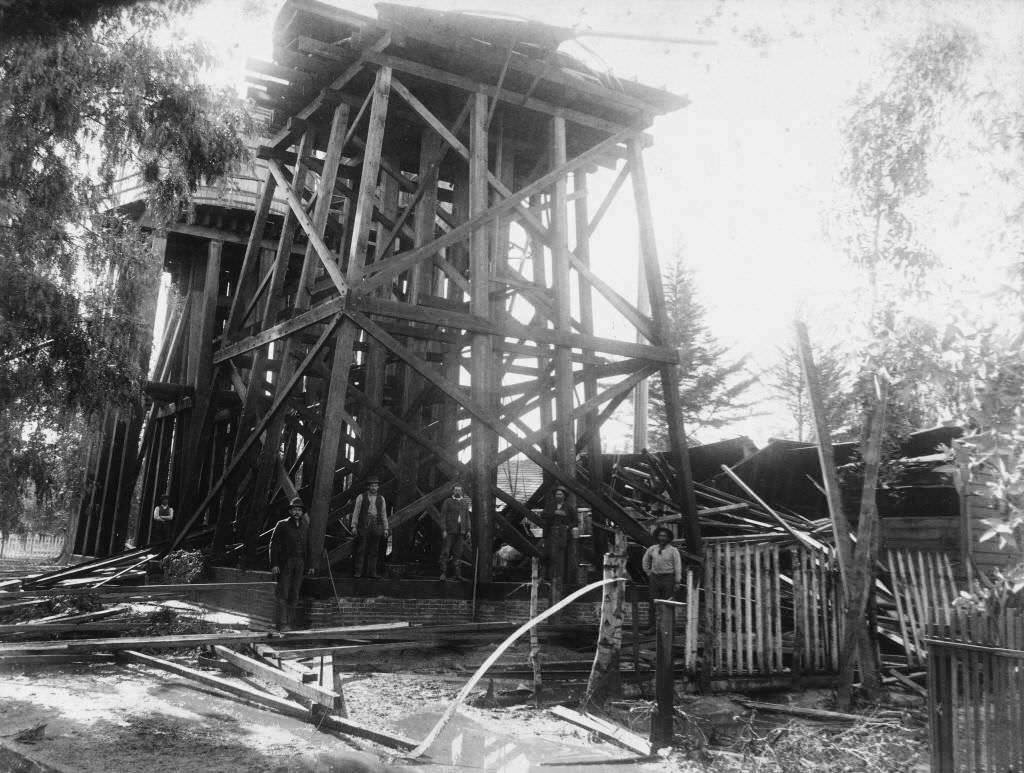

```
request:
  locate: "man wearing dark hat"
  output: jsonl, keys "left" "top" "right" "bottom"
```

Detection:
{"left": 269, "top": 497, "right": 313, "bottom": 631}
{"left": 439, "top": 482, "right": 470, "bottom": 581}
{"left": 642, "top": 526, "right": 682, "bottom": 625}
{"left": 349, "top": 476, "right": 389, "bottom": 579}
{"left": 543, "top": 485, "right": 577, "bottom": 584}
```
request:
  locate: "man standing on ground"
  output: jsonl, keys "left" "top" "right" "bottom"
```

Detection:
{"left": 350, "top": 476, "right": 389, "bottom": 579}
{"left": 269, "top": 497, "right": 313, "bottom": 631}
{"left": 439, "top": 482, "right": 470, "bottom": 581}
{"left": 642, "top": 526, "right": 682, "bottom": 629}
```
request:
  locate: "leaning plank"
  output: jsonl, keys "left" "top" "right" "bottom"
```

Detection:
{"left": 30, "top": 603, "right": 132, "bottom": 624}
{"left": 737, "top": 699, "right": 862, "bottom": 722}
{"left": 548, "top": 705, "right": 652, "bottom": 756}
{"left": 213, "top": 645, "right": 343, "bottom": 710}
{"left": 121, "top": 649, "right": 311, "bottom": 719}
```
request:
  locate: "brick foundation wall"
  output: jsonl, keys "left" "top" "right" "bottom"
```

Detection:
{"left": 200, "top": 567, "right": 655, "bottom": 629}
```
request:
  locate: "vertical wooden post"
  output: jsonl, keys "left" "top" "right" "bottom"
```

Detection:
{"left": 549, "top": 116, "right": 575, "bottom": 480}
{"left": 178, "top": 239, "right": 223, "bottom": 533}
{"left": 308, "top": 69, "right": 390, "bottom": 570}
{"left": 529, "top": 192, "right": 554, "bottom": 462}
{"left": 395, "top": 130, "right": 444, "bottom": 561}
{"left": 627, "top": 139, "right": 701, "bottom": 556}
{"left": 530, "top": 556, "right": 542, "bottom": 705}
{"left": 650, "top": 599, "right": 675, "bottom": 749}
{"left": 582, "top": 531, "right": 627, "bottom": 711}
{"left": 469, "top": 90, "right": 494, "bottom": 582}
{"left": 573, "top": 168, "right": 605, "bottom": 557}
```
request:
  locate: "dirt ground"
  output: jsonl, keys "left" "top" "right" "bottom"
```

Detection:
{"left": 0, "top": 659, "right": 690, "bottom": 773}
{"left": 0, "top": 558, "right": 929, "bottom": 773}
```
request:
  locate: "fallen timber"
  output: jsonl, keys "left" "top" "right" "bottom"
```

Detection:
{"left": 0, "top": 622, "right": 414, "bottom": 655}
{"left": 120, "top": 649, "right": 417, "bottom": 751}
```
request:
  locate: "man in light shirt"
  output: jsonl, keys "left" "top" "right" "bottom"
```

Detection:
{"left": 349, "top": 475, "right": 389, "bottom": 579}
{"left": 642, "top": 526, "right": 681, "bottom": 613}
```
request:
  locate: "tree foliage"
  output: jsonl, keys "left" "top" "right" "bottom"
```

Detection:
{"left": 0, "top": 1, "right": 250, "bottom": 535}
{"left": 769, "top": 342, "right": 855, "bottom": 442}
{"left": 648, "top": 257, "right": 758, "bottom": 448}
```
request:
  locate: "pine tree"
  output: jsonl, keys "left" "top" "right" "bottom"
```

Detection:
{"left": 647, "top": 257, "right": 758, "bottom": 448}
{"left": 769, "top": 342, "right": 856, "bottom": 442}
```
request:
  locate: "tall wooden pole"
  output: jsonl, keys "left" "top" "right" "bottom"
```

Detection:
{"left": 628, "top": 139, "right": 701, "bottom": 554}
{"left": 308, "top": 71, "right": 388, "bottom": 570}
{"left": 469, "top": 91, "right": 494, "bottom": 582}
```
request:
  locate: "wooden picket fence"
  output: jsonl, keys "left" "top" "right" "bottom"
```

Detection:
{"left": 792, "top": 546, "right": 841, "bottom": 675}
{"left": 928, "top": 610, "right": 1024, "bottom": 773}
{"left": 699, "top": 540, "right": 839, "bottom": 677}
{"left": 887, "top": 548, "right": 958, "bottom": 667}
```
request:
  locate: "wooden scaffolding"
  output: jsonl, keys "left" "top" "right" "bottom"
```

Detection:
{"left": 72, "top": 0, "right": 702, "bottom": 581}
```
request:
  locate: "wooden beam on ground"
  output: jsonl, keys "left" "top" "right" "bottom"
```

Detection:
{"left": 213, "top": 645, "right": 343, "bottom": 710}
{"left": 548, "top": 705, "right": 652, "bottom": 756}
{"left": 0, "top": 582, "right": 273, "bottom": 600}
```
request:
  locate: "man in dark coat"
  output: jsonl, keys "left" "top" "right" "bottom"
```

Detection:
{"left": 349, "top": 476, "right": 389, "bottom": 579}
{"left": 439, "top": 482, "right": 470, "bottom": 581}
{"left": 543, "top": 485, "right": 577, "bottom": 584}
{"left": 269, "top": 497, "right": 313, "bottom": 631}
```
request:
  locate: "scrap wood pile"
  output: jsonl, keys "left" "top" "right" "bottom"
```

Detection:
{"left": 604, "top": 452, "right": 831, "bottom": 541}
{"left": 604, "top": 453, "right": 939, "bottom": 691}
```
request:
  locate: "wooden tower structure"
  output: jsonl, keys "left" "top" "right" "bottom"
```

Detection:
{"left": 73, "top": 0, "right": 702, "bottom": 582}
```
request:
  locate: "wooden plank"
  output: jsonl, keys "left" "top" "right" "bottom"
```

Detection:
{"left": 549, "top": 705, "right": 651, "bottom": 756}
{"left": 266, "top": 161, "right": 349, "bottom": 298}
{"left": 1, "top": 582, "right": 274, "bottom": 600}
{"left": 213, "top": 645, "right": 342, "bottom": 710}
{"left": 214, "top": 297, "right": 346, "bottom": 364}
{"left": 121, "top": 648, "right": 313, "bottom": 717}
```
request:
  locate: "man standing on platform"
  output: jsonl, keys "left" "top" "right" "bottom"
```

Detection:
{"left": 642, "top": 526, "right": 682, "bottom": 629}
{"left": 350, "top": 476, "right": 389, "bottom": 579}
{"left": 439, "top": 482, "right": 470, "bottom": 581}
{"left": 151, "top": 494, "right": 174, "bottom": 544}
{"left": 269, "top": 497, "right": 313, "bottom": 631}
{"left": 543, "top": 485, "right": 576, "bottom": 584}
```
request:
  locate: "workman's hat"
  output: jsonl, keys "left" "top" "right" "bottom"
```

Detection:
{"left": 653, "top": 526, "right": 674, "bottom": 541}
{"left": 288, "top": 497, "right": 305, "bottom": 510}
{"left": 366, "top": 475, "right": 380, "bottom": 484}
{"left": 553, "top": 484, "right": 568, "bottom": 495}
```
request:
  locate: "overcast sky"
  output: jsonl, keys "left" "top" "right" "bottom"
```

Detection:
{"left": 185, "top": 0, "right": 1024, "bottom": 447}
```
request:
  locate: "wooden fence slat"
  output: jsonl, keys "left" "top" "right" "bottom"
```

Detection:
{"left": 743, "top": 543, "right": 752, "bottom": 674}
{"left": 754, "top": 545, "right": 764, "bottom": 673}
